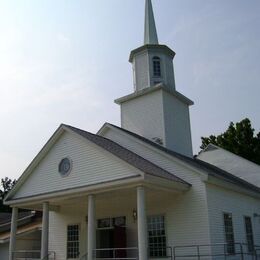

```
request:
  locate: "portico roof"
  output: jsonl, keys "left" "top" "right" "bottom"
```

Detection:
{"left": 4, "top": 124, "right": 190, "bottom": 206}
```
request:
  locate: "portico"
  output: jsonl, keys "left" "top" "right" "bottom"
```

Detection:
{"left": 7, "top": 178, "right": 189, "bottom": 260}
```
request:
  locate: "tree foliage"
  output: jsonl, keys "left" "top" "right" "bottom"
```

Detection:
{"left": 201, "top": 118, "right": 260, "bottom": 165}
{"left": 0, "top": 177, "right": 16, "bottom": 212}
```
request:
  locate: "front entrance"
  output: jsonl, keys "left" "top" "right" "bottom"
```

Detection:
{"left": 96, "top": 217, "right": 127, "bottom": 258}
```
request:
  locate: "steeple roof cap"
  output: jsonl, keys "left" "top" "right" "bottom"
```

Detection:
{"left": 129, "top": 44, "right": 175, "bottom": 63}
{"left": 144, "top": 0, "right": 159, "bottom": 44}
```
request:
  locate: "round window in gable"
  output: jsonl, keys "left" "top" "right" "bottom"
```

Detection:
{"left": 58, "top": 157, "right": 72, "bottom": 177}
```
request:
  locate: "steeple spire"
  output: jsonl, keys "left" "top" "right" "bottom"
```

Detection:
{"left": 144, "top": 0, "right": 159, "bottom": 45}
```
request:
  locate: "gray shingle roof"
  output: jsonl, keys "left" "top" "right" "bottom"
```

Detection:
{"left": 107, "top": 123, "right": 260, "bottom": 194}
{"left": 63, "top": 124, "right": 190, "bottom": 186}
{"left": 0, "top": 212, "right": 34, "bottom": 225}
{"left": 0, "top": 211, "right": 40, "bottom": 233}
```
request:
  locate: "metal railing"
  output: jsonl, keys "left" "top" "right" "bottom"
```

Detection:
{"left": 41, "top": 251, "right": 56, "bottom": 260}
{"left": 12, "top": 250, "right": 55, "bottom": 260}
{"left": 81, "top": 244, "right": 260, "bottom": 260}
{"left": 94, "top": 247, "right": 138, "bottom": 260}
{"left": 148, "top": 246, "right": 173, "bottom": 259}
{"left": 12, "top": 250, "right": 41, "bottom": 260}
{"left": 173, "top": 243, "right": 260, "bottom": 260}
{"left": 80, "top": 252, "right": 88, "bottom": 260}
{"left": 12, "top": 243, "right": 260, "bottom": 260}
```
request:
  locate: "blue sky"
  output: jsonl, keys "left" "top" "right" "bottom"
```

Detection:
{"left": 0, "top": 0, "right": 259, "bottom": 179}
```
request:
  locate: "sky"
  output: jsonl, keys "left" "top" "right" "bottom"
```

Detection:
{"left": 0, "top": 0, "right": 259, "bottom": 180}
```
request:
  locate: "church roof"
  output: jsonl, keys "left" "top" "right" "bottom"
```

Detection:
{"left": 0, "top": 212, "right": 32, "bottom": 225}
{"left": 0, "top": 211, "right": 40, "bottom": 233}
{"left": 105, "top": 123, "right": 260, "bottom": 195}
{"left": 63, "top": 124, "right": 190, "bottom": 186}
{"left": 0, "top": 211, "right": 41, "bottom": 243}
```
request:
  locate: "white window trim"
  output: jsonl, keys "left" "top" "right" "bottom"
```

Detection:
{"left": 222, "top": 212, "right": 235, "bottom": 255}
{"left": 147, "top": 214, "right": 167, "bottom": 258}
{"left": 67, "top": 223, "right": 80, "bottom": 260}
{"left": 244, "top": 215, "right": 254, "bottom": 253}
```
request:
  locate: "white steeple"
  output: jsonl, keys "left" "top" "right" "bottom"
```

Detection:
{"left": 115, "top": 0, "right": 194, "bottom": 158}
{"left": 144, "top": 0, "right": 159, "bottom": 44}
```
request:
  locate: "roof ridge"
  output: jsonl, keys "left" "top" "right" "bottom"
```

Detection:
{"left": 106, "top": 123, "right": 194, "bottom": 160}
{"left": 105, "top": 123, "right": 260, "bottom": 194}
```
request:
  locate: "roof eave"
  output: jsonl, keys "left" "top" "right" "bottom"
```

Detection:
{"left": 206, "top": 175, "right": 260, "bottom": 199}
{"left": 115, "top": 84, "right": 194, "bottom": 106}
{"left": 4, "top": 124, "right": 67, "bottom": 203}
{"left": 129, "top": 44, "right": 176, "bottom": 63}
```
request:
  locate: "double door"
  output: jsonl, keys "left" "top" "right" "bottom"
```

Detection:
{"left": 96, "top": 226, "right": 127, "bottom": 258}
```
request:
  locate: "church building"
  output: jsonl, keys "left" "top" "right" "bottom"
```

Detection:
{"left": 4, "top": 1, "right": 260, "bottom": 260}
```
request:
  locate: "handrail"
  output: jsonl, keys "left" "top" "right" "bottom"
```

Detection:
{"left": 173, "top": 243, "right": 260, "bottom": 260}
{"left": 80, "top": 252, "right": 87, "bottom": 260}
{"left": 41, "top": 251, "right": 56, "bottom": 260}
{"left": 94, "top": 247, "right": 138, "bottom": 260}
{"left": 12, "top": 250, "right": 41, "bottom": 259}
{"left": 12, "top": 243, "right": 260, "bottom": 260}
{"left": 148, "top": 246, "right": 173, "bottom": 259}
{"left": 12, "top": 250, "right": 55, "bottom": 260}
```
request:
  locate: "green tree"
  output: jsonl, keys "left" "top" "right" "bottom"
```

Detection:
{"left": 200, "top": 118, "right": 260, "bottom": 165}
{"left": 0, "top": 177, "right": 16, "bottom": 212}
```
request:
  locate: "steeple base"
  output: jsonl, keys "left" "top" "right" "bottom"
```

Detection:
{"left": 115, "top": 84, "right": 194, "bottom": 157}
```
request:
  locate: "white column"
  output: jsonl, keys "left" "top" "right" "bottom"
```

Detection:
{"left": 88, "top": 195, "right": 96, "bottom": 260}
{"left": 137, "top": 186, "right": 148, "bottom": 260}
{"left": 41, "top": 202, "right": 49, "bottom": 259}
{"left": 9, "top": 207, "right": 18, "bottom": 260}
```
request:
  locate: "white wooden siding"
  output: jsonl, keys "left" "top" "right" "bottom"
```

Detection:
{"left": 13, "top": 131, "right": 140, "bottom": 200}
{"left": 121, "top": 90, "right": 165, "bottom": 144}
{"left": 134, "top": 51, "right": 149, "bottom": 91}
{"left": 206, "top": 183, "right": 260, "bottom": 256}
{"left": 49, "top": 191, "right": 138, "bottom": 260}
{"left": 49, "top": 188, "right": 209, "bottom": 260}
{"left": 164, "top": 55, "right": 176, "bottom": 90}
{"left": 102, "top": 128, "right": 211, "bottom": 246}
{"left": 162, "top": 91, "right": 193, "bottom": 157}
{"left": 120, "top": 88, "right": 193, "bottom": 157}
{"left": 49, "top": 204, "right": 87, "bottom": 260}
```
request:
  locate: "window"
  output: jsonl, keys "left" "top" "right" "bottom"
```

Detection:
{"left": 67, "top": 225, "right": 80, "bottom": 259}
{"left": 98, "top": 218, "right": 111, "bottom": 229}
{"left": 223, "top": 213, "right": 235, "bottom": 254}
{"left": 147, "top": 215, "right": 166, "bottom": 257}
{"left": 97, "top": 216, "right": 126, "bottom": 229}
{"left": 153, "top": 57, "right": 161, "bottom": 77}
{"left": 245, "top": 217, "right": 254, "bottom": 252}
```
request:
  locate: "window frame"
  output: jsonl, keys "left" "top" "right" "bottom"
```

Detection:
{"left": 152, "top": 56, "right": 162, "bottom": 78}
{"left": 97, "top": 216, "right": 126, "bottom": 230}
{"left": 67, "top": 224, "right": 80, "bottom": 259}
{"left": 223, "top": 212, "right": 235, "bottom": 255}
{"left": 147, "top": 214, "right": 167, "bottom": 258}
{"left": 244, "top": 216, "right": 254, "bottom": 253}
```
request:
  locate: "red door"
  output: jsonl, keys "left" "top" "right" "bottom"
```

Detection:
{"left": 113, "top": 226, "right": 127, "bottom": 258}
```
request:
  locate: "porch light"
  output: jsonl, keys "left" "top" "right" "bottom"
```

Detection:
{"left": 133, "top": 209, "right": 137, "bottom": 222}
